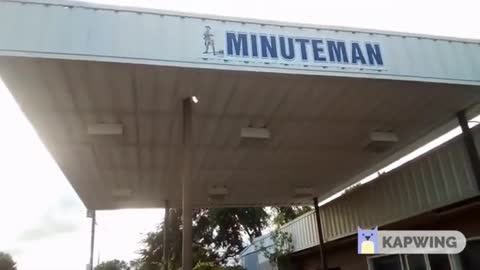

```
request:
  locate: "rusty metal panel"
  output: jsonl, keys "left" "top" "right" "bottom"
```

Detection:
{"left": 278, "top": 128, "right": 479, "bottom": 252}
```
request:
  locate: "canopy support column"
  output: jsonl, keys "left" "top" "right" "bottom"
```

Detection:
{"left": 88, "top": 210, "right": 96, "bottom": 270}
{"left": 163, "top": 200, "right": 170, "bottom": 270}
{"left": 313, "top": 197, "right": 328, "bottom": 270}
{"left": 458, "top": 110, "right": 480, "bottom": 189}
{"left": 182, "top": 98, "right": 193, "bottom": 270}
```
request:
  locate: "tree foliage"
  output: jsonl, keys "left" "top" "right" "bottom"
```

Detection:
{"left": 136, "top": 209, "right": 220, "bottom": 270}
{"left": 207, "top": 208, "right": 269, "bottom": 260}
{"left": 272, "top": 206, "right": 312, "bottom": 226}
{"left": 192, "top": 262, "right": 245, "bottom": 270}
{"left": 134, "top": 206, "right": 310, "bottom": 269}
{"left": 0, "top": 252, "right": 17, "bottom": 270}
{"left": 257, "top": 230, "right": 293, "bottom": 267}
{"left": 257, "top": 206, "right": 311, "bottom": 266}
{"left": 94, "top": 259, "right": 130, "bottom": 270}
{"left": 134, "top": 207, "right": 269, "bottom": 269}
{"left": 192, "top": 261, "right": 220, "bottom": 270}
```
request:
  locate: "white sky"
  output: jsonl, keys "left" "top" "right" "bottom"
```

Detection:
{"left": 0, "top": 0, "right": 479, "bottom": 270}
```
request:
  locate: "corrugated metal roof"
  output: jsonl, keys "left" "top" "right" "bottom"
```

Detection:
{"left": 1, "top": 57, "right": 479, "bottom": 209}
{"left": 2, "top": 1, "right": 480, "bottom": 209}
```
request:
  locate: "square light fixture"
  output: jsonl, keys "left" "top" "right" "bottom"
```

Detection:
{"left": 87, "top": 124, "right": 123, "bottom": 135}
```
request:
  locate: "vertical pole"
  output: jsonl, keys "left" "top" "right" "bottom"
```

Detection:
{"left": 89, "top": 210, "right": 96, "bottom": 270}
{"left": 457, "top": 110, "right": 480, "bottom": 189}
{"left": 163, "top": 200, "right": 170, "bottom": 270}
{"left": 313, "top": 197, "right": 328, "bottom": 270}
{"left": 182, "top": 98, "right": 193, "bottom": 270}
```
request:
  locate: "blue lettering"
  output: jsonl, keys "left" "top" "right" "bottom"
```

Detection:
{"left": 366, "top": 44, "right": 383, "bottom": 65}
{"left": 226, "top": 32, "right": 249, "bottom": 57}
{"left": 225, "top": 31, "right": 383, "bottom": 66}
{"left": 260, "top": 35, "right": 278, "bottom": 58}
{"left": 251, "top": 34, "right": 259, "bottom": 57}
{"left": 295, "top": 38, "right": 310, "bottom": 61}
{"left": 327, "top": 40, "right": 349, "bottom": 63}
{"left": 312, "top": 39, "right": 326, "bottom": 62}
{"left": 351, "top": 43, "right": 367, "bottom": 64}
{"left": 279, "top": 37, "right": 295, "bottom": 60}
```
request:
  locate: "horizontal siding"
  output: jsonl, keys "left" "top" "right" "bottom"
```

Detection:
{"left": 278, "top": 127, "right": 480, "bottom": 252}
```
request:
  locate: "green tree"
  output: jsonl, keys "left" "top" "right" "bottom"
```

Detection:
{"left": 257, "top": 207, "right": 311, "bottom": 267}
{"left": 257, "top": 230, "right": 294, "bottom": 267}
{"left": 192, "top": 261, "right": 221, "bottom": 270}
{"left": 94, "top": 259, "right": 130, "bottom": 270}
{"left": 0, "top": 252, "right": 17, "bottom": 270}
{"left": 136, "top": 209, "right": 218, "bottom": 270}
{"left": 135, "top": 207, "right": 269, "bottom": 269}
{"left": 207, "top": 208, "right": 269, "bottom": 261}
{"left": 134, "top": 206, "right": 307, "bottom": 269}
{"left": 272, "top": 206, "right": 312, "bottom": 226}
{"left": 192, "top": 262, "right": 245, "bottom": 270}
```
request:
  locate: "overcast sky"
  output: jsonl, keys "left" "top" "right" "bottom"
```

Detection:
{"left": 0, "top": 0, "right": 479, "bottom": 270}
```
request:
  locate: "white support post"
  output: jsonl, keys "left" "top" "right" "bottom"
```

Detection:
{"left": 88, "top": 209, "right": 96, "bottom": 270}
{"left": 182, "top": 98, "right": 193, "bottom": 270}
{"left": 163, "top": 200, "right": 170, "bottom": 270}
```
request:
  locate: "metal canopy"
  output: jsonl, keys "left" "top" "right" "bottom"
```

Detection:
{"left": 1, "top": 56, "right": 479, "bottom": 209}
{"left": 1, "top": 0, "right": 480, "bottom": 210}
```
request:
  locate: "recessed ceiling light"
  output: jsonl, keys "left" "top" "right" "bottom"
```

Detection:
{"left": 364, "top": 131, "right": 399, "bottom": 153}
{"left": 369, "top": 131, "right": 399, "bottom": 142}
{"left": 87, "top": 124, "right": 123, "bottom": 135}
{"left": 294, "top": 187, "right": 314, "bottom": 198}
{"left": 208, "top": 186, "right": 229, "bottom": 196}
{"left": 241, "top": 127, "right": 270, "bottom": 139}
{"left": 112, "top": 188, "right": 132, "bottom": 198}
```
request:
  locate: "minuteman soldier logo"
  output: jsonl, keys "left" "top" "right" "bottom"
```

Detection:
{"left": 202, "top": 26, "right": 224, "bottom": 56}
{"left": 203, "top": 26, "right": 216, "bottom": 55}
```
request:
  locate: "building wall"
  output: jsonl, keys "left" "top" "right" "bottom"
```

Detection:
{"left": 242, "top": 127, "right": 480, "bottom": 270}
{"left": 294, "top": 202, "right": 480, "bottom": 270}
{"left": 318, "top": 130, "right": 479, "bottom": 243}
{"left": 279, "top": 128, "right": 480, "bottom": 255}
{"left": 301, "top": 243, "right": 364, "bottom": 270}
{"left": 242, "top": 253, "right": 259, "bottom": 270}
